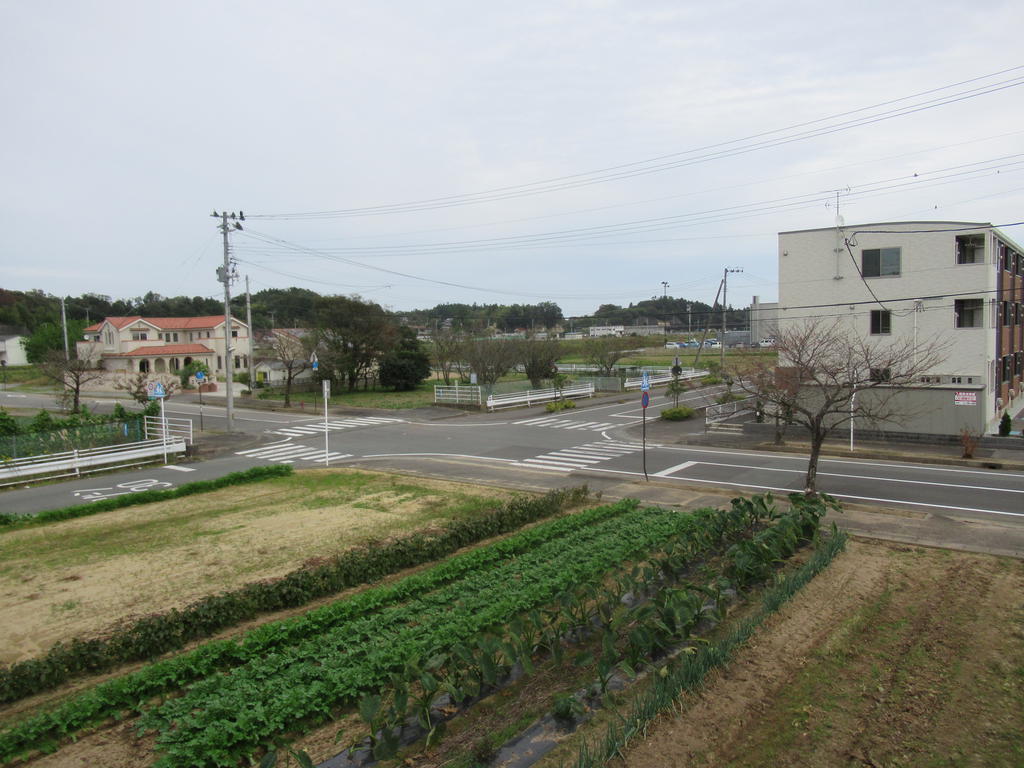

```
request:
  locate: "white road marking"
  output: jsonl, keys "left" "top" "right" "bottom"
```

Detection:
{"left": 163, "top": 465, "right": 196, "bottom": 472}
{"left": 654, "top": 460, "right": 696, "bottom": 477}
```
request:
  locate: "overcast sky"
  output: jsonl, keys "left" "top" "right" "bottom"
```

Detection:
{"left": 2, "top": 1, "right": 1022, "bottom": 318}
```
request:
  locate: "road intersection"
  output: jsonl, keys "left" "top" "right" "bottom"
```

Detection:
{"left": 3, "top": 387, "right": 1024, "bottom": 527}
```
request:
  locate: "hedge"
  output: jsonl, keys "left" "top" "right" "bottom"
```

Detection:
{"left": 0, "top": 464, "right": 295, "bottom": 530}
{"left": 0, "top": 485, "right": 588, "bottom": 705}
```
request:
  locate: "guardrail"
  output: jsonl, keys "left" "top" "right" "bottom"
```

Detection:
{"left": 486, "top": 383, "right": 595, "bottom": 411}
{"left": 0, "top": 439, "right": 187, "bottom": 487}
{"left": 434, "top": 384, "right": 483, "bottom": 406}
{"left": 623, "top": 369, "right": 706, "bottom": 390}
{"left": 705, "top": 396, "right": 756, "bottom": 425}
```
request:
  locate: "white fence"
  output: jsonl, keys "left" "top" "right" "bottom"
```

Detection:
{"left": 144, "top": 416, "right": 194, "bottom": 444}
{"left": 623, "top": 368, "right": 706, "bottom": 390}
{"left": 486, "top": 383, "right": 595, "bottom": 411}
{"left": 705, "top": 397, "right": 756, "bottom": 425}
{"left": 434, "top": 385, "right": 483, "bottom": 406}
{"left": 0, "top": 439, "right": 188, "bottom": 487}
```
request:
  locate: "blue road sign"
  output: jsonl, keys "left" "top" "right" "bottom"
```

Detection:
{"left": 641, "top": 371, "right": 650, "bottom": 392}
{"left": 194, "top": 370, "right": 206, "bottom": 382}
{"left": 641, "top": 391, "right": 650, "bottom": 409}
{"left": 148, "top": 381, "right": 166, "bottom": 400}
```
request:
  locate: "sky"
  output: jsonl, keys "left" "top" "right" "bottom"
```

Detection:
{"left": 2, "top": 0, "right": 1023, "bottom": 319}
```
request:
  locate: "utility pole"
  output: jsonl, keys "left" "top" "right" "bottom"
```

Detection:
{"left": 661, "top": 281, "right": 669, "bottom": 299}
{"left": 212, "top": 210, "right": 244, "bottom": 432}
{"left": 245, "top": 275, "right": 256, "bottom": 395}
{"left": 59, "top": 297, "right": 70, "bottom": 361}
{"left": 721, "top": 267, "right": 743, "bottom": 371}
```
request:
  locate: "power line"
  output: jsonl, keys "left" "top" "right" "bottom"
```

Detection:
{"left": 247, "top": 68, "right": 1024, "bottom": 220}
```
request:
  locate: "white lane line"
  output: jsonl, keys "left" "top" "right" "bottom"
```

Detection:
{"left": 650, "top": 443, "right": 1024, "bottom": 478}
{"left": 163, "top": 465, "right": 196, "bottom": 472}
{"left": 514, "top": 461, "right": 573, "bottom": 473}
{"left": 654, "top": 461, "right": 696, "bottom": 477}
{"left": 560, "top": 466, "right": 1024, "bottom": 518}
{"left": 522, "top": 458, "right": 587, "bottom": 469}
{"left": 360, "top": 453, "right": 520, "bottom": 463}
{"left": 690, "top": 460, "right": 1024, "bottom": 494}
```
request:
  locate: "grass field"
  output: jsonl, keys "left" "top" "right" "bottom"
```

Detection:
{"left": 0, "top": 469, "right": 508, "bottom": 666}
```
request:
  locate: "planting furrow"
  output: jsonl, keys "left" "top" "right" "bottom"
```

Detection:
{"left": 0, "top": 500, "right": 638, "bottom": 763}
{"left": 148, "top": 507, "right": 703, "bottom": 766}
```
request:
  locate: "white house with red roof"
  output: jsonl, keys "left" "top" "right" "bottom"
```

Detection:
{"left": 77, "top": 316, "right": 251, "bottom": 376}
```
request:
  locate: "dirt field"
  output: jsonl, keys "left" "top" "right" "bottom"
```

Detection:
{"left": 0, "top": 469, "right": 508, "bottom": 665}
{"left": 621, "top": 538, "right": 1024, "bottom": 768}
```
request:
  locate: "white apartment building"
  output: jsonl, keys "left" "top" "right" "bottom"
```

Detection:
{"left": 779, "top": 221, "right": 1024, "bottom": 435}
{"left": 77, "top": 315, "right": 251, "bottom": 376}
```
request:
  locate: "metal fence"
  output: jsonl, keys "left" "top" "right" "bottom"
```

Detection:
{"left": 434, "top": 385, "right": 483, "bottom": 406}
{"left": 144, "top": 415, "right": 194, "bottom": 445}
{"left": 486, "top": 383, "right": 595, "bottom": 411}
{"left": 705, "top": 397, "right": 756, "bottom": 424}
{"left": 0, "top": 419, "right": 145, "bottom": 460}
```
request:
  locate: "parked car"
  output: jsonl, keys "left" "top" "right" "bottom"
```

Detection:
{"left": 757, "top": 338, "right": 776, "bottom": 347}
{"left": 705, "top": 339, "right": 721, "bottom": 348}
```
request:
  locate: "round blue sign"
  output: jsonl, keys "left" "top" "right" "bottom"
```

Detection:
{"left": 195, "top": 371, "right": 206, "bottom": 381}
{"left": 641, "top": 391, "right": 650, "bottom": 409}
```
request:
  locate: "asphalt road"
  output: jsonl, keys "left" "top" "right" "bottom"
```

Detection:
{"left": 3, "top": 386, "right": 1024, "bottom": 528}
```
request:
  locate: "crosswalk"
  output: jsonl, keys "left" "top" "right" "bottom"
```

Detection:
{"left": 512, "top": 416, "right": 625, "bottom": 432}
{"left": 235, "top": 442, "right": 353, "bottom": 464}
{"left": 514, "top": 441, "right": 643, "bottom": 473}
{"left": 269, "top": 416, "right": 403, "bottom": 437}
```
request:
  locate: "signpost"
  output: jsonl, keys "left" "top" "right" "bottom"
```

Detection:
{"left": 194, "top": 370, "right": 206, "bottom": 432}
{"left": 322, "top": 378, "right": 331, "bottom": 467}
{"left": 147, "top": 381, "right": 168, "bottom": 465}
{"left": 641, "top": 374, "right": 650, "bottom": 481}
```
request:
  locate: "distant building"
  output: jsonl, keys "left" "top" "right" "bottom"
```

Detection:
{"left": 77, "top": 316, "right": 251, "bottom": 376}
{"left": 0, "top": 331, "right": 28, "bottom": 366}
{"left": 749, "top": 295, "right": 779, "bottom": 343}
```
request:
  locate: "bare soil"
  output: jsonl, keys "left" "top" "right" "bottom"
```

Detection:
{"left": 620, "top": 538, "right": 1024, "bottom": 768}
{"left": 0, "top": 469, "right": 507, "bottom": 666}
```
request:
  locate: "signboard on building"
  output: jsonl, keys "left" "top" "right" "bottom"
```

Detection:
{"left": 954, "top": 391, "right": 977, "bottom": 406}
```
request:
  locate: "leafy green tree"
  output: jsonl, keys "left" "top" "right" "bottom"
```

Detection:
{"left": 22, "top": 319, "right": 87, "bottom": 363}
{"left": 314, "top": 295, "right": 397, "bottom": 391}
{"left": 999, "top": 410, "right": 1012, "bottom": 436}
{"left": 378, "top": 328, "right": 431, "bottom": 391}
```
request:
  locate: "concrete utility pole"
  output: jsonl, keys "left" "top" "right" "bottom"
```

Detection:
{"left": 212, "top": 210, "right": 244, "bottom": 432}
{"left": 721, "top": 267, "right": 743, "bottom": 371}
{"left": 245, "top": 275, "right": 256, "bottom": 394}
{"left": 59, "top": 297, "right": 70, "bottom": 361}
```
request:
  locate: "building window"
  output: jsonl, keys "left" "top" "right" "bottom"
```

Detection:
{"left": 870, "top": 367, "right": 892, "bottom": 383}
{"left": 131, "top": 331, "right": 148, "bottom": 341}
{"left": 217, "top": 355, "right": 222, "bottom": 369}
{"left": 870, "top": 310, "right": 891, "bottom": 335}
{"left": 954, "top": 299, "right": 983, "bottom": 328}
{"left": 232, "top": 330, "right": 238, "bottom": 338}
{"left": 955, "top": 234, "right": 984, "bottom": 264}
{"left": 862, "top": 247, "right": 901, "bottom": 277}
{"left": 1004, "top": 356, "right": 1013, "bottom": 382}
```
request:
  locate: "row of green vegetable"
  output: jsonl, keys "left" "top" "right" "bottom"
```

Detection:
{"left": 0, "top": 484, "right": 587, "bottom": 704}
{"left": 0, "top": 492, "right": 631, "bottom": 762}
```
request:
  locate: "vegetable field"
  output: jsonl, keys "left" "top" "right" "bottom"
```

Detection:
{"left": 0, "top": 489, "right": 842, "bottom": 768}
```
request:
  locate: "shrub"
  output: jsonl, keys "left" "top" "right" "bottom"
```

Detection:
{"left": 715, "top": 391, "right": 745, "bottom": 405}
{"left": 660, "top": 406, "right": 695, "bottom": 421}
{"left": 545, "top": 399, "right": 577, "bottom": 413}
{"left": 700, "top": 375, "right": 722, "bottom": 386}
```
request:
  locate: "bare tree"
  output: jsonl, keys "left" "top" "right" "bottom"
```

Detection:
{"left": 581, "top": 336, "right": 632, "bottom": 376}
{"left": 730, "top": 319, "right": 946, "bottom": 493}
{"left": 262, "top": 330, "right": 312, "bottom": 407}
{"left": 430, "top": 326, "right": 464, "bottom": 386}
{"left": 114, "top": 371, "right": 180, "bottom": 405}
{"left": 39, "top": 351, "right": 104, "bottom": 412}
{"left": 518, "top": 335, "right": 562, "bottom": 388}
{"left": 460, "top": 337, "right": 519, "bottom": 387}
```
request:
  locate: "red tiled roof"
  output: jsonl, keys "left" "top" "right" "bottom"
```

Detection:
{"left": 88, "top": 316, "right": 247, "bottom": 332}
{"left": 104, "top": 344, "right": 215, "bottom": 357}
